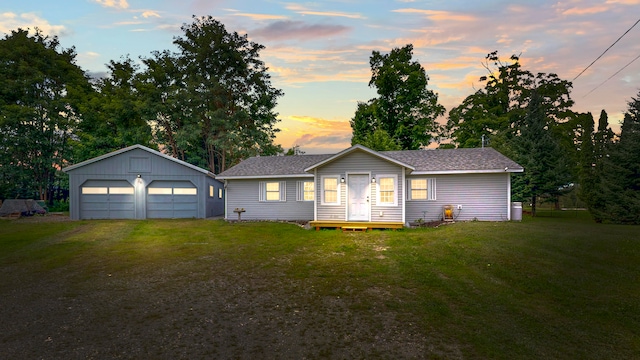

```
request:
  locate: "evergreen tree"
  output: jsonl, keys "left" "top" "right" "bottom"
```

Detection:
{"left": 577, "top": 112, "right": 597, "bottom": 213}
{"left": 587, "top": 110, "right": 615, "bottom": 222}
{"left": 599, "top": 93, "right": 640, "bottom": 224}
{"left": 512, "top": 90, "right": 569, "bottom": 216}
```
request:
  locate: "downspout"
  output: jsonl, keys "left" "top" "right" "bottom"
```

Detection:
{"left": 507, "top": 173, "right": 511, "bottom": 221}
{"left": 314, "top": 169, "right": 318, "bottom": 221}
{"left": 402, "top": 167, "right": 406, "bottom": 225}
{"left": 224, "top": 180, "right": 228, "bottom": 220}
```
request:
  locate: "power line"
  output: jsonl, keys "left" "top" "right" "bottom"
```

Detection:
{"left": 583, "top": 52, "right": 640, "bottom": 97}
{"left": 572, "top": 17, "right": 640, "bottom": 82}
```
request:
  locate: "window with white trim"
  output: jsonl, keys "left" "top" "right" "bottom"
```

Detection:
{"left": 321, "top": 176, "right": 340, "bottom": 205}
{"left": 218, "top": 188, "right": 223, "bottom": 199}
{"left": 209, "top": 185, "right": 214, "bottom": 197}
{"left": 407, "top": 178, "right": 436, "bottom": 200}
{"left": 376, "top": 175, "right": 398, "bottom": 206}
{"left": 297, "top": 181, "right": 314, "bottom": 201}
{"left": 259, "top": 181, "right": 286, "bottom": 202}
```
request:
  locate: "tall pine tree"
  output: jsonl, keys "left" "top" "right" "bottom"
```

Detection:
{"left": 585, "top": 110, "right": 615, "bottom": 222}
{"left": 599, "top": 92, "right": 640, "bottom": 224}
{"left": 512, "top": 90, "right": 569, "bottom": 216}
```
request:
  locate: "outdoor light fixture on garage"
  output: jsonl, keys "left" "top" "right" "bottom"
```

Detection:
{"left": 340, "top": 177, "right": 345, "bottom": 183}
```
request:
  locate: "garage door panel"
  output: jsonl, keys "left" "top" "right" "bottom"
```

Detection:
{"left": 147, "top": 181, "right": 198, "bottom": 219}
{"left": 80, "top": 182, "right": 135, "bottom": 220}
{"left": 108, "top": 201, "right": 135, "bottom": 211}
{"left": 81, "top": 201, "right": 109, "bottom": 211}
{"left": 109, "top": 210, "right": 135, "bottom": 218}
{"left": 146, "top": 210, "right": 173, "bottom": 218}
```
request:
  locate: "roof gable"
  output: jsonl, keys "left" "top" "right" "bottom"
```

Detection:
{"left": 304, "top": 144, "right": 415, "bottom": 172}
{"left": 62, "top": 144, "right": 215, "bottom": 177}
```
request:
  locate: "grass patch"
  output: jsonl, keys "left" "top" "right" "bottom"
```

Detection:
{"left": 0, "top": 216, "right": 638, "bottom": 359}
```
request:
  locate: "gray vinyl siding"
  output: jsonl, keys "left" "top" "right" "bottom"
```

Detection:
{"left": 206, "top": 177, "right": 225, "bottom": 218}
{"left": 65, "top": 147, "right": 223, "bottom": 220}
{"left": 315, "top": 150, "right": 404, "bottom": 222}
{"left": 224, "top": 178, "right": 314, "bottom": 221}
{"left": 406, "top": 173, "right": 510, "bottom": 222}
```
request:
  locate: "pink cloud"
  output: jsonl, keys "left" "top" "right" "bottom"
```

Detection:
{"left": 252, "top": 20, "right": 350, "bottom": 41}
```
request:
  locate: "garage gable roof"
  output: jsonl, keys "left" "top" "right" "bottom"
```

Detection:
{"left": 62, "top": 144, "right": 216, "bottom": 177}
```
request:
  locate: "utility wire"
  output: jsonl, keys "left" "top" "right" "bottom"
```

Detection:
{"left": 583, "top": 52, "right": 640, "bottom": 97}
{"left": 572, "top": 17, "right": 640, "bottom": 81}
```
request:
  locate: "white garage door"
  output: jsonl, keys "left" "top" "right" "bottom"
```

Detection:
{"left": 80, "top": 180, "right": 135, "bottom": 219}
{"left": 147, "top": 181, "right": 198, "bottom": 218}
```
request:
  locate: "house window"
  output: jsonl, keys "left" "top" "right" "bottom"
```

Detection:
{"left": 259, "top": 181, "right": 286, "bottom": 202}
{"left": 376, "top": 175, "right": 397, "bottom": 206}
{"left": 218, "top": 188, "right": 223, "bottom": 199}
{"left": 322, "top": 176, "right": 340, "bottom": 205}
{"left": 408, "top": 178, "right": 436, "bottom": 200}
{"left": 209, "top": 185, "right": 214, "bottom": 197}
{"left": 297, "top": 181, "right": 314, "bottom": 201}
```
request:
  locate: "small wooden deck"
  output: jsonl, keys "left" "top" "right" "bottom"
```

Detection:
{"left": 309, "top": 221, "right": 405, "bottom": 231}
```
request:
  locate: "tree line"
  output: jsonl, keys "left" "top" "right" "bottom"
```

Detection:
{"left": 0, "top": 16, "right": 282, "bottom": 206}
{"left": 1, "top": 17, "right": 638, "bottom": 224}
{"left": 351, "top": 46, "right": 639, "bottom": 223}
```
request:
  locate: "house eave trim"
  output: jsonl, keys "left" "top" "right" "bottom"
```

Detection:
{"left": 216, "top": 174, "right": 314, "bottom": 180}
{"left": 409, "top": 169, "right": 524, "bottom": 175}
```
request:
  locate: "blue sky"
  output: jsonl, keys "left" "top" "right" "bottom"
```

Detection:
{"left": 2, "top": 0, "right": 639, "bottom": 153}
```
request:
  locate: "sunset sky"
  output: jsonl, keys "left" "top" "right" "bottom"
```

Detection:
{"left": 2, "top": 0, "right": 639, "bottom": 153}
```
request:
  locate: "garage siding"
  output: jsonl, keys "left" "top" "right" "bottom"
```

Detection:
{"left": 64, "top": 145, "right": 224, "bottom": 220}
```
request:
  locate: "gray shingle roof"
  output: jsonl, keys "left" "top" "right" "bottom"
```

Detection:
{"left": 382, "top": 147, "right": 523, "bottom": 173}
{"left": 216, "top": 147, "right": 523, "bottom": 178}
{"left": 218, "top": 154, "right": 332, "bottom": 178}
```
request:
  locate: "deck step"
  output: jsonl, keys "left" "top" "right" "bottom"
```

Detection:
{"left": 341, "top": 226, "right": 368, "bottom": 232}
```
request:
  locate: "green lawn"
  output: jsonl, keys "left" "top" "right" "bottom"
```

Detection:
{"left": 1, "top": 214, "right": 639, "bottom": 359}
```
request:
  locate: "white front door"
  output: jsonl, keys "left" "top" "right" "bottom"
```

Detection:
{"left": 348, "top": 174, "right": 369, "bottom": 221}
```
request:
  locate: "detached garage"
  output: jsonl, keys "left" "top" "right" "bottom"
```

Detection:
{"left": 63, "top": 144, "right": 224, "bottom": 220}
